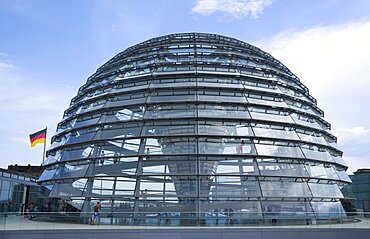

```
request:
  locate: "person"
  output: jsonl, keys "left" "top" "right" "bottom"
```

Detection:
{"left": 92, "top": 202, "right": 101, "bottom": 225}
{"left": 27, "top": 202, "right": 35, "bottom": 218}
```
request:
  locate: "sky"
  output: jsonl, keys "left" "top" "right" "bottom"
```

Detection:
{"left": 0, "top": 0, "right": 369, "bottom": 174}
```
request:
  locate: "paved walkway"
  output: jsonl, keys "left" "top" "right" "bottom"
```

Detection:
{"left": 1, "top": 215, "right": 370, "bottom": 231}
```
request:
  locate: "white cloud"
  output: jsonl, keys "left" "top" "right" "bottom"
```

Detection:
{"left": 11, "top": 136, "right": 31, "bottom": 145}
{"left": 0, "top": 53, "right": 75, "bottom": 168}
{"left": 256, "top": 22, "right": 370, "bottom": 99}
{"left": 336, "top": 126, "right": 369, "bottom": 137}
{"left": 343, "top": 156, "right": 370, "bottom": 175}
{"left": 255, "top": 22, "right": 370, "bottom": 173}
{"left": 0, "top": 62, "right": 13, "bottom": 68}
{"left": 255, "top": 22, "right": 370, "bottom": 127}
{"left": 0, "top": 72, "right": 65, "bottom": 112}
{"left": 334, "top": 126, "right": 369, "bottom": 143}
{"left": 0, "top": 52, "right": 14, "bottom": 68}
{"left": 192, "top": 0, "right": 273, "bottom": 19}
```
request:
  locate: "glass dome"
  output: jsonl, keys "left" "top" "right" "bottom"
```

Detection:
{"left": 39, "top": 33, "right": 351, "bottom": 225}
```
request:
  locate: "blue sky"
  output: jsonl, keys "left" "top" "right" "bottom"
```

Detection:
{"left": 0, "top": 0, "right": 370, "bottom": 174}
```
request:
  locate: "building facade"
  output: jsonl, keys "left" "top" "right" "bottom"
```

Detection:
{"left": 39, "top": 33, "right": 351, "bottom": 225}
{"left": 0, "top": 168, "right": 41, "bottom": 213}
{"left": 348, "top": 169, "right": 370, "bottom": 213}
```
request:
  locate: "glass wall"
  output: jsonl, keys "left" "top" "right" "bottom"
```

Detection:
{"left": 41, "top": 33, "right": 350, "bottom": 225}
{"left": 0, "top": 169, "right": 43, "bottom": 213}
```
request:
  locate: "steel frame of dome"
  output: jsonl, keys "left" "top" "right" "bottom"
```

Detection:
{"left": 39, "top": 33, "right": 352, "bottom": 225}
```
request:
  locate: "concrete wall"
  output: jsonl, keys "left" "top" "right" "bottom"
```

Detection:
{"left": 1, "top": 228, "right": 369, "bottom": 239}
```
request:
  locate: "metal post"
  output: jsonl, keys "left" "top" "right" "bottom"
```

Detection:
{"left": 42, "top": 127, "right": 47, "bottom": 165}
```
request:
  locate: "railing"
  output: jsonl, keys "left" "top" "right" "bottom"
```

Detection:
{"left": 1, "top": 211, "right": 369, "bottom": 230}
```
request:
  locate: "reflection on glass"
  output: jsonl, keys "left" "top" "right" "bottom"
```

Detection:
{"left": 198, "top": 104, "right": 250, "bottom": 119}
{"left": 311, "top": 201, "right": 346, "bottom": 218}
{"left": 255, "top": 144, "right": 304, "bottom": 158}
{"left": 209, "top": 176, "right": 260, "bottom": 197}
{"left": 53, "top": 163, "right": 89, "bottom": 179}
{"left": 199, "top": 138, "right": 255, "bottom": 155}
{"left": 260, "top": 181, "right": 311, "bottom": 197}
{"left": 250, "top": 112, "right": 295, "bottom": 124}
{"left": 253, "top": 127, "right": 299, "bottom": 140}
{"left": 145, "top": 104, "right": 196, "bottom": 119}
{"left": 305, "top": 164, "right": 339, "bottom": 180}
{"left": 261, "top": 201, "right": 312, "bottom": 218}
{"left": 258, "top": 162, "right": 308, "bottom": 177}
{"left": 301, "top": 147, "right": 333, "bottom": 162}
{"left": 308, "top": 183, "right": 343, "bottom": 198}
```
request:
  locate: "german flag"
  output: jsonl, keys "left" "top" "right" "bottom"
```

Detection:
{"left": 29, "top": 128, "right": 47, "bottom": 147}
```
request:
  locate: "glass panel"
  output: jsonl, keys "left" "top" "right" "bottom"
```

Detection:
{"left": 53, "top": 163, "right": 89, "bottom": 179}
{"left": 142, "top": 161, "right": 198, "bottom": 175}
{"left": 49, "top": 133, "right": 70, "bottom": 150}
{"left": 253, "top": 127, "right": 300, "bottom": 140}
{"left": 247, "top": 98, "right": 289, "bottom": 108}
{"left": 43, "top": 154, "right": 60, "bottom": 165}
{"left": 99, "top": 127, "right": 141, "bottom": 139}
{"left": 199, "top": 161, "right": 218, "bottom": 175}
{"left": 122, "top": 139, "right": 141, "bottom": 153}
{"left": 64, "top": 131, "right": 97, "bottom": 145}
{"left": 57, "top": 118, "right": 77, "bottom": 134}
{"left": 305, "top": 165, "right": 339, "bottom": 180}
{"left": 250, "top": 112, "right": 295, "bottom": 124}
{"left": 301, "top": 147, "right": 333, "bottom": 162}
{"left": 139, "top": 178, "right": 165, "bottom": 193}
{"left": 258, "top": 162, "right": 308, "bottom": 177}
{"left": 107, "top": 97, "right": 147, "bottom": 107}
{"left": 114, "top": 177, "right": 136, "bottom": 196}
{"left": 104, "top": 108, "right": 144, "bottom": 122}
{"left": 74, "top": 116, "right": 100, "bottom": 128}
{"left": 147, "top": 93, "right": 196, "bottom": 103}
{"left": 207, "top": 176, "right": 260, "bottom": 198}
{"left": 199, "top": 201, "right": 260, "bottom": 218}
{"left": 49, "top": 179, "right": 87, "bottom": 197}
{"left": 111, "top": 83, "right": 149, "bottom": 93}
{"left": 60, "top": 145, "right": 94, "bottom": 161}
{"left": 199, "top": 138, "right": 255, "bottom": 155}
{"left": 197, "top": 77, "right": 244, "bottom": 89}
{"left": 170, "top": 176, "right": 197, "bottom": 198}
{"left": 142, "top": 125, "right": 196, "bottom": 136}
{"left": 79, "top": 100, "right": 107, "bottom": 114}
{"left": 0, "top": 181, "right": 10, "bottom": 196}
{"left": 104, "top": 139, "right": 141, "bottom": 156}
{"left": 144, "top": 138, "right": 162, "bottom": 155}
{"left": 333, "top": 156, "right": 347, "bottom": 166}
{"left": 255, "top": 144, "right": 304, "bottom": 158}
{"left": 198, "top": 123, "right": 253, "bottom": 137}
{"left": 309, "top": 183, "right": 343, "bottom": 198}
{"left": 335, "top": 169, "right": 352, "bottom": 183}
{"left": 260, "top": 181, "right": 312, "bottom": 197}
{"left": 261, "top": 201, "right": 312, "bottom": 218}
{"left": 93, "top": 160, "right": 137, "bottom": 175}
{"left": 144, "top": 138, "right": 196, "bottom": 155}
{"left": 291, "top": 113, "right": 323, "bottom": 130}
{"left": 311, "top": 201, "right": 345, "bottom": 218}
{"left": 215, "top": 159, "right": 257, "bottom": 175}
{"left": 198, "top": 95, "right": 247, "bottom": 103}
{"left": 92, "top": 178, "right": 115, "bottom": 195}
{"left": 38, "top": 168, "right": 57, "bottom": 181}
{"left": 297, "top": 133, "right": 328, "bottom": 145}
{"left": 142, "top": 165, "right": 166, "bottom": 174}
{"left": 198, "top": 104, "right": 250, "bottom": 119}
{"left": 151, "top": 78, "right": 197, "bottom": 88}
{"left": 144, "top": 104, "right": 196, "bottom": 119}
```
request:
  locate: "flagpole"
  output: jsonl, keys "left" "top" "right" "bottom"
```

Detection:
{"left": 42, "top": 127, "right": 47, "bottom": 165}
